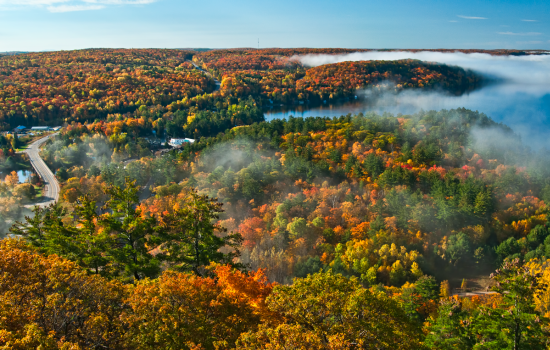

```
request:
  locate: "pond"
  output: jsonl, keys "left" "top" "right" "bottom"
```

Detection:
{"left": 1, "top": 169, "right": 32, "bottom": 183}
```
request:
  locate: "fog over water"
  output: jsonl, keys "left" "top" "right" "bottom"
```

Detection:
{"left": 265, "top": 52, "right": 550, "bottom": 149}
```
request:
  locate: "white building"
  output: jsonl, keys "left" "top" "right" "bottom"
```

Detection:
{"left": 168, "top": 138, "right": 195, "bottom": 147}
{"left": 31, "top": 126, "right": 51, "bottom": 131}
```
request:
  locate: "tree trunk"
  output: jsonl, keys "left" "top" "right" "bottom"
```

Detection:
{"left": 514, "top": 299, "right": 520, "bottom": 350}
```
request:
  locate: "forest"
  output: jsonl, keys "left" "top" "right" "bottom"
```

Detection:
{"left": 1, "top": 48, "right": 550, "bottom": 349}
{"left": 0, "top": 48, "right": 481, "bottom": 131}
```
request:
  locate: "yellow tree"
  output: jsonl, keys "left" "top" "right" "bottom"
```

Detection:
{"left": 238, "top": 270, "right": 426, "bottom": 349}
{"left": 0, "top": 239, "right": 126, "bottom": 349}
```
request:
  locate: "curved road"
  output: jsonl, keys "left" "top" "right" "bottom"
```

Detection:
{"left": 24, "top": 133, "right": 60, "bottom": 207}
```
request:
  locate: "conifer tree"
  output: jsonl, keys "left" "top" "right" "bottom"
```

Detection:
{"left": 160, "top": 189, "right": 243, "bottom": 276}
{"left": 100, "top": 177, "right": 162, "bottom": 281}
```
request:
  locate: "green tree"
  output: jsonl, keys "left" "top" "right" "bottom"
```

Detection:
{"left": 472, "top": 258, "right": 549, "bottom": 349}
{"left": 160, "top": 189, "right": 243, "bottom": 276}
{"left": 10, "top": 204, "right": 78, "bottom": 259}
{"left": 56, "top": 167, "right": 68, "bottom": 181}
{"left": 425, "top": 298, "right": 474, "bottom": 350}
{"left": 286, "top": 217, "right": 308, "bottom": 240}
{"left": 415, "top": 275, "right": 439, "bottom": 301}
{"left": 364, "top": 153, "right": 385, "bottom": 178}
{"left": 447, "top": 232, "right": 472, "bottom": 266}
{"left": 86, "top": 164, "right": 101, "bottom": 178}
{"left": 294, "top": 256, "right": 323, "bottom": 278}
{"left": 72, "top": 195, "right": 111, "bottom": 276}
{"left": 474, "top": 188, "right": 494, "bottom": 218}
{"left": 100, "top": 177, "right": 162, "bottom": 281}
{"left": 10, "top": 205, "right": 49, "bottom": 247}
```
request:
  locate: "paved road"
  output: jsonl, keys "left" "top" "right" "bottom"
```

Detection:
{"left": 189, "top": 60, "right": 221, "bottom": 91}
{"left": 24, "top": 133, "right": 60, "bottom": 207}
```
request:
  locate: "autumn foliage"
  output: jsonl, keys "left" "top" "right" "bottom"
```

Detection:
{"left": 0, "top": 49, "right": 215, "bottom": 129}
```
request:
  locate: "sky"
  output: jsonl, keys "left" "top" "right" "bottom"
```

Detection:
{"left": 0, "top": 0, "right": 549, "bottom": 51}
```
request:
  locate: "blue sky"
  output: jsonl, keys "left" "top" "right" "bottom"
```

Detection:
{"left": 0, "top": 0, "right": 548, "bottom": 51}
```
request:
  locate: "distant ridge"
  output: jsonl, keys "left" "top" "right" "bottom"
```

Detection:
{"left": 0, "top": 51, "right": 27, "bottom": 56}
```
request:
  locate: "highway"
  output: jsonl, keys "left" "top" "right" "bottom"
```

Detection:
{"left": 24, "top": 133, "right": 60, "bottom": 207}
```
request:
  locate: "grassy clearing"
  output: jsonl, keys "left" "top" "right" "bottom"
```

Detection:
{"left": 34, "top": 185, "right": 43, "bottom": 200}
{"left": 15, "top": 145, "right": 29, "bottom": 152}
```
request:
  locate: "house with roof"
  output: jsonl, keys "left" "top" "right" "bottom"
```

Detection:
{"left": 168, "top": 138, "right": 195, "bottom": 147}
{"left": 13, "top": 125, "right": 26, "bottom": 133}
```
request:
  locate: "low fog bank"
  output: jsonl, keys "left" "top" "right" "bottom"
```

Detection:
{"left": 285, "top": 51, "right": 550, "bottom": 150}
{"left": 267, "top": 82, "right": 550, "bottom": 149}
{"left": 297, "top": 51, "right": 550, "bottom": 86}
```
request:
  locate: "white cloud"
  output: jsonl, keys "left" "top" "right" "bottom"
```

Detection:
{"left": 521, "top": 19, "right": 538, "bottom": 22}
{"left": 498, "top": 32, "right": 542, "bottom": 36}
{"left": 448, "top": 20, "right": 458, "bottom": 23}
{"left": 457, "top": 15, "right": 487, "bottom": 20}
{"left": 0, "top": 0, "right": 157, "bottom": 10}
{"left": 83, "top": 0, "right": 156, "bottom": 3}
{"left": 0, "top": 0, "right": 68, "bottom": 4}
{"left": 48, "top": 3, "right": 102, "bottom": 11}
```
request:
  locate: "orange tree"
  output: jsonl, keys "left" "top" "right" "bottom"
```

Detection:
{"left": 124, "top": 264, "right": 276, "bottom": 350}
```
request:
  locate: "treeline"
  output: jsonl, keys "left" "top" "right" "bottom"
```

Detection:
{"left": 193, "top": 50, "right": 483, "bottom": 106}
{"left": 5, "top": 177, "right": 550, "bottom": 348}
{"left": 298, "top": 60, "right": 482, "bottom": 100}
{"left": 171, "top": 109, "right": 549, "bottom": 283}
{"left": 4, "top": 107, "right": 550, "bottom": 348}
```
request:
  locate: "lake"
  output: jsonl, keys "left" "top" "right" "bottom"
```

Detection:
{"left": 266, "top": 52, "right": 550, "bottom": 149}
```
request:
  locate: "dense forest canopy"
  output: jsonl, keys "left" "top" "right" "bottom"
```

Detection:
{"left": 1, "top": 48, "right": 550, "bottom": 349}
{"left": 35, "top": 108, "right": 550, "bottom": 284}
{"left": 0, "top": 49, "right": 214, "bottom": 129}
{"left": 0, "top": 48, "right": 483, "bottom": 130}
